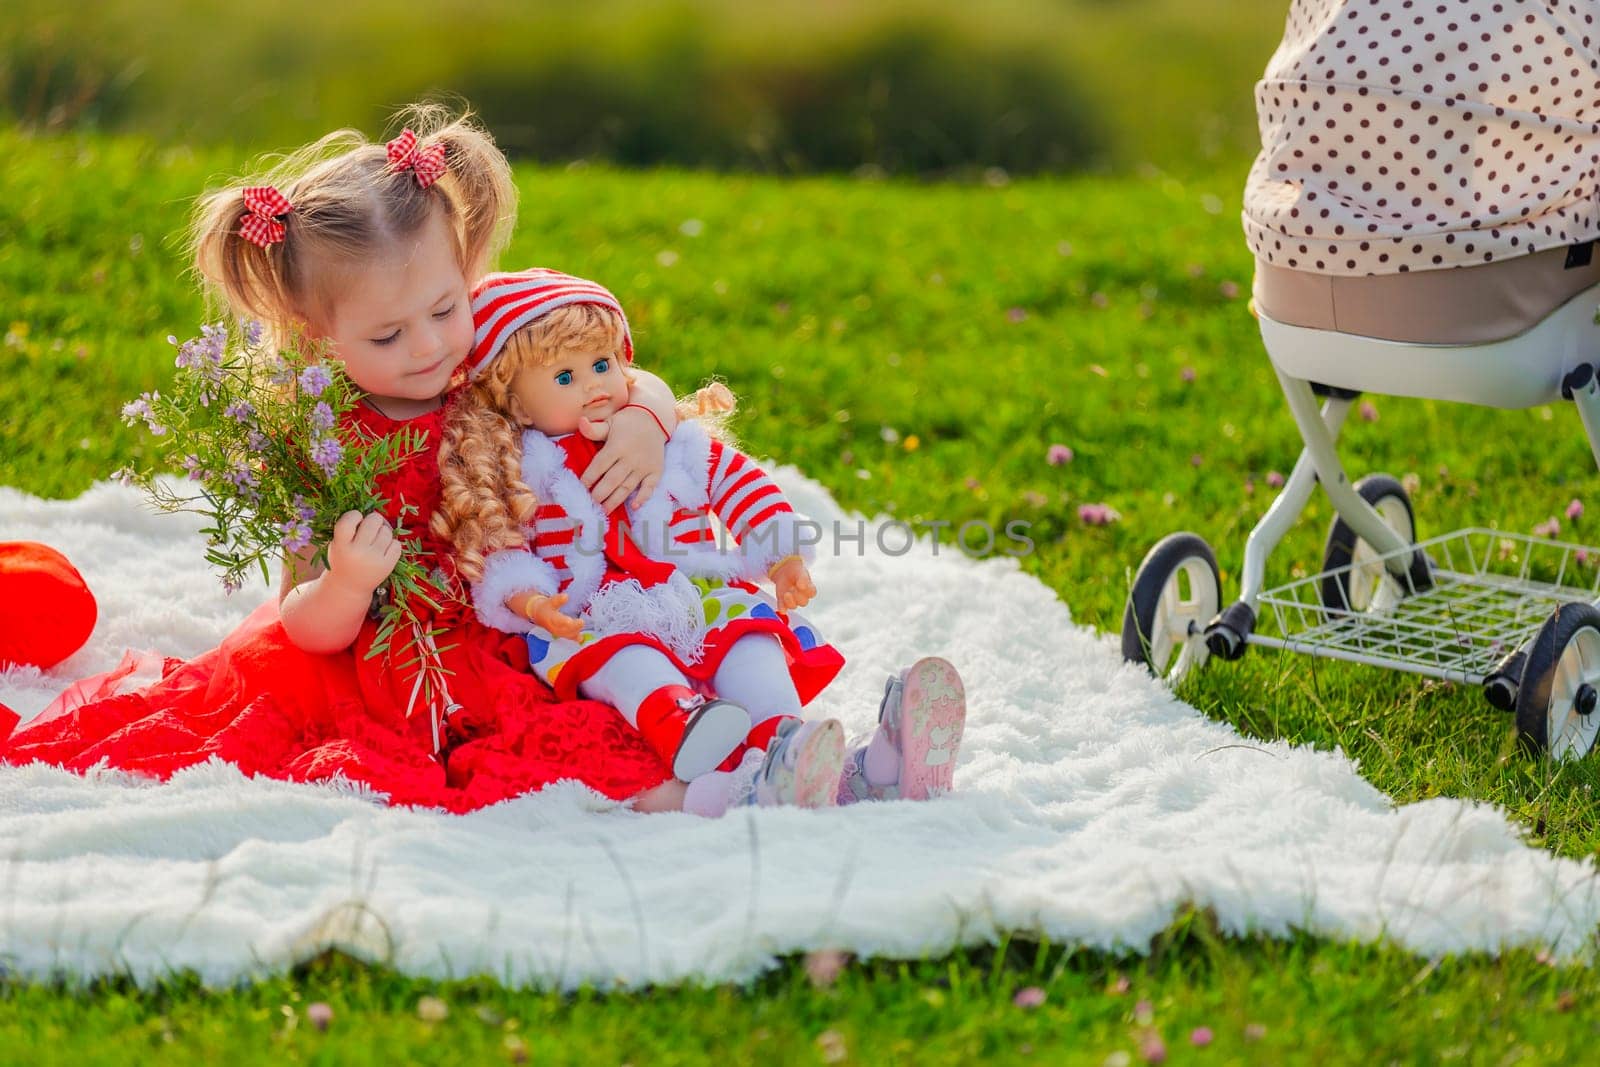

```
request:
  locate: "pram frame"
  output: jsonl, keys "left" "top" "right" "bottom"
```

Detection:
{"left": 1123, "top": 284, "right": 1600, "bottom": 761}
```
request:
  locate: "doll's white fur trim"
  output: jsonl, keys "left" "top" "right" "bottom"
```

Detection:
{"left": 628, "top": 421, "right": 708, "bottom": 550}
{"left": 664, "top": 420, "right": 713, "bottom": 507}
{"left": 584, "top": 570, "right": 708, "bottom": 663}
{"left": 651, "top": 537, "right": 765, "bottom": 584}
{"left": 521, "top": 430, "right": 607, "bottom": 614}
{"left": 472, "top": 549, "right": 561, "bottom": 634}
{"left": 628, "top": 420, "right": 804, "bottom": 583}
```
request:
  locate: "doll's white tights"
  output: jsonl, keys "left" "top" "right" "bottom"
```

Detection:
{"left": 583, "top": 636, "right": 804, "bottom": 818}
{"left": 580, "top": 635, "right": 803, "bottom": 730}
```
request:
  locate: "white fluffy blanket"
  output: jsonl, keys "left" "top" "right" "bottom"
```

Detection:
{"left": 2, "top": 474, "right": 1598, "bottom": 988}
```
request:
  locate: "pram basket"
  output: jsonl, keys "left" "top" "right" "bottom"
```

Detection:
{"left": 1122, "top": 282, "right": 1600, "bottom": 761}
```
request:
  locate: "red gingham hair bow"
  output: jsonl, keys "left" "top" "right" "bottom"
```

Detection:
{"left": 386, "top": 128, "right": 448, "bottom": 189}
{"left": 239, "top": 186, "right": 292, "bottom": 249}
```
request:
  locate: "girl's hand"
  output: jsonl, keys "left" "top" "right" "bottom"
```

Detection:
{"left": 770, "top": 558, "right": 817, "bottom": 612}
{"left": 326, "top": 510, "right": 402, "bottom": 595}
{"left": 510, "top": 592, "right": 585, "bottom": 639}
{"left": 580, "top": 407, "right": 666, "bottom": 513}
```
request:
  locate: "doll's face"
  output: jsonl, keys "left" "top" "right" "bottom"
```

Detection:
{"left": 508, "top": 348, "right": 630, "bottom": 435}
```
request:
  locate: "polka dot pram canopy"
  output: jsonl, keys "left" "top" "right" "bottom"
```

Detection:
{"left": 1242, "top": 0, "right": 1600, "bottom": 277}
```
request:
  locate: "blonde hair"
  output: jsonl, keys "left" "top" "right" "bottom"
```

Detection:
{"left": 433, "top": 303, "right": 737, "bottom": 582}
{"left": 189, "top": 102, "right": 516, "bottom": 332}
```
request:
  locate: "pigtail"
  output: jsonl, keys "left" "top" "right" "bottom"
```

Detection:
{"left": 392, "top": 102, "right": 517, "bottom": 279}
{"left": 678, "top": 381, "right": 738, "bottom": 442}
{"left": 433, "top": 388, "right": 539, "bottom": 584}
{"left": 190, "top": 184, "right": 293, "bottom": 329}
{"left": 188, "top": 128, "right": 382, "bottom": 334}
{"left": 188, "top": 107, "right": 516, "bottom": 337}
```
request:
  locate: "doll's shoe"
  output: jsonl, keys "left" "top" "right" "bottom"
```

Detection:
{"left": 636, "top": 685, "right": 751, "bottom": 781}
{"left": 839, "top": 656, "right": 966, "bottom": 804}
{"left": 754, "top": 717, "right": 845, "bottom": 808}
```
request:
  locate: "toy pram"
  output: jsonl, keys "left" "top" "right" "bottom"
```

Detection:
{"left": 1122, "top": 276, "right": 1600, "bottom": 760}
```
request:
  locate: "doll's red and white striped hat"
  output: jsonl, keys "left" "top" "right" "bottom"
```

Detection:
{"left": 468, "top": 268, "right": 634, "bottom": 380}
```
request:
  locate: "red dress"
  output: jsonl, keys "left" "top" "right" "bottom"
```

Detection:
{"left": 0, "top": 400, "right": 672, "bottom": 812}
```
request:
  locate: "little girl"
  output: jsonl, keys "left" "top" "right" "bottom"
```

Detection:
{"left": 435, "top": 269, "right": 969, "bottom": 811}
{"left": 0, "top": 107, "right": 742, "bottom": 815}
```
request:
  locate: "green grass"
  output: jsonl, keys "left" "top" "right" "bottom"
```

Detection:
{"left": 7, "top": 934, "right": 1600, "bottom": 1066}
{"left": 4, "top": 127, "right": 1600, "bottom": 1062}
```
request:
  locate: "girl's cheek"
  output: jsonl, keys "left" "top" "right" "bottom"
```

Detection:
{"left": 458, "top": 329, "right": 474, "bottom": 360}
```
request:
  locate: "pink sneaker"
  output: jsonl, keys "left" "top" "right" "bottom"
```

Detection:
{"left": 839, "top": 656, "right": 966, "bottom": 803}
{"left": 752, "top": 718, "right": 845, "bottom": 809}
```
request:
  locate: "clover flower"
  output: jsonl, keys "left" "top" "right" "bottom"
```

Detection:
{"left": 306, "top": 1002, "right": 333, "bottom": 1031}
{"left": 1078, "top": 502, "right": 1120, "bottom": 526}
{"left": 1012, "top": 987, "right": 1046, "bottom": 1009}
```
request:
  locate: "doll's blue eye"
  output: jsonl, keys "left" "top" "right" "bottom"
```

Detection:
{"left": 592, "top": 359, "right": 610, "bottom": 374}
{"left": 555, "top": 370, "right": 573, "bottom": 386}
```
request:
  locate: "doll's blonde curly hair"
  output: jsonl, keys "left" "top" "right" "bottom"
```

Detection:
{"left": 432, "top": 304, "right": 737, "bottom": 583}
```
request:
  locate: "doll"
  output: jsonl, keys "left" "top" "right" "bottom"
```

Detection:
{"left": 435, "top": 269, "right": 846, "bottom": 782}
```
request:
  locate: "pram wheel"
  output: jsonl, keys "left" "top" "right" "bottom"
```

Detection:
{"left": 1122, "top": 532, "right": 1222, "bottom": 686}
{"left": 1515, "top": 602, "right": 1600, "bottom": 761}
{"left": 1319, "top": 474, "right": 1431, "bottom": 614}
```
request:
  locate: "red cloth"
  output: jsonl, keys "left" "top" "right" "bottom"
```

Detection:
{"left": 555, "top": 433, "right": 676, "bottom": 589}
{"left": 0, "top": 399, "right": 671, "bottom": 812}
{"left": 0, "top": 542, "right": 98, "bottom": 670}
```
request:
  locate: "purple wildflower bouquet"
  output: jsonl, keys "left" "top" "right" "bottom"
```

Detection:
{"left": 118, "top": 320, "right": 453, "bottom": 695}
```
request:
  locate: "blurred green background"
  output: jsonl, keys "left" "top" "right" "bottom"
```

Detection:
{"left": 5, "top": 0, "right": 1284, "bottom": 177}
